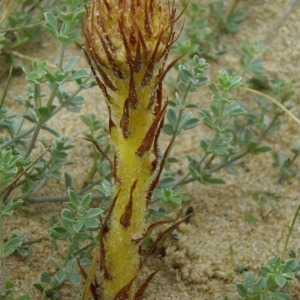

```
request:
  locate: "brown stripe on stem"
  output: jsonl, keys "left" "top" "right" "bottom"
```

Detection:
{"left": 151, "top": 81, "right": 163, "bottom": 113}
{"left": 128, "top": 66, "right": 139, "bottom": 108}
{"left": 118, "top": 17, "right": 133, "bottom": 63}
{"left": 108, "top": 110, "right": 116, "bottom": 132}
{"left": 120, "top": 180, "right": 137, "bottom": 228}
{"left": 158, "top": 53, "right": 185, "bottom": 83}
{"left": 133, "top": 35, "right": 142, "bottom": 72}
{"left": 141, "top": 214, "right": 190, "bottom": 266}
{"left": 82, "top": 137, "right": 113, "bottom": 171}
{"left": 144, "top": 0, "right": 152, "bottom": 37}
{"left": 120, "top": 97, "right": 130, "bottom": 138}
{"left": 118, "top": 0, "right": 125, "bottom": 8}
{"left": 82, "top": 44, "right": 110, "bottom": 100}
{"left": 85, "top": 28, "right": 118, "bottom": 91}
{"left": 130, "top": 25, "right": 137, "bottom": 47}
{"left": 136, "top": 27, "right": 148, "bottom": 58}
{"left": 102, "top": 190, "right": 120, "bottom": 236}
{"left": 86, "top": 30, "right": 109, "bottom": 69}
{"left": 141, "top": 30, "right": 164, "bottom": 86}
{"left": 149, "top": 0, "right": 154, "bottom": 18}
{"left": 94, "top": 26, "right": 124, "bottom": 79}
{"left": 133, "top": 269, "right": 160, "bottom": 300}
{"left": 100, "top": 238, "right": 113, "bottom": 280}
{"left": 132, "top": 210, "right": 182, "bottom": 244}
{"left": 94, "top": 61, "right": 118, "bottom": 91}
{"left": 99, "top": 189, "right": 121, "bottom": 279}
{"left": 102, "top": 0, "right": 111, "bottom": 11}
{"left": 150, "top": 94, "right": 166, "bottom": 168}
{"left": 93, "top": 5, "right": 115, "bottom": 51}
{"left": 114, "top": 276, "right": 136, "bottom": 300}
{"left": 129, "top": 2, "right": 137, "bottom": 46}
{"left": 136, "top": 101, "right": 167, "bottom": 157}
{"left": 146, "top": 134, "right": 173, "bottom": 205}
{"left": 112, "top": 154, "right": 120, "bottom": 183}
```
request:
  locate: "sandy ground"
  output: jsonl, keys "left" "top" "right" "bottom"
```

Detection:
{"left": 2, "top": 0, "right": 300, "bottom": 299}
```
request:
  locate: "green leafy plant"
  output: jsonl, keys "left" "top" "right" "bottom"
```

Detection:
{"left": 175, "top": 0, "right": 246, "bottom": 63}
{"left": 209, "top": 0, "right": 246, "bottom": 34}
{"left": 0, "top": 1, "right": 93, "bottom": 298}
{"left": 34, "top": 189, "right": 103, "bottom": 298}
{"left": 235, "top": 256, "right": 299, "bottom": 300}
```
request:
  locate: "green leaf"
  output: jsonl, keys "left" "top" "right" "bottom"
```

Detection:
{"left": 283, "top": 259, "right": 297, "bottom": 273}
{"left": 275, "top": 275, "right": 287, "bottom": 288}
{"left": 61, "top": 209, "right": 73, "bottom": 223}
{"left": 166, "top": 156, "right": 180, "bottom": 163}
{"left": 55, "top": 269, "right": 67, "bottom": 284}
{"left": 86, "top": 207, "right": 103, "bottom": 219}
{"left": 167, "top": 107, "right": 177, "bottom": 127}
{"left": 3, "top": 237, "right": 23, "bottom": 257}
{"left": 68, "top": 189, "right": 81, "bottom": 206}
{"left": 251, "top": 144, "right": 271, "bottom": 154}
{"left": 40, "top": 271, "right": 51, "bottom": 284}
{"left": 80, "top": 193, "right": 92, "bottom": 208}
{"left": 243, "top": 271, "right": 256, "bottom": 287}
{"left": 37, "top": 105, "right": 57, "bottom": 121}
{"left": 158, "top": 176, "right": 176, "bottom": 188}
{"left": 201, "top": 176, "right": 225, "bottom": 184}
{"left": 2, "top": 199, "right": 23, "bottom": 216}
{"left": 68, "top": 69, "right": 89, "bottom": 81}
{"left": 44, "top": 12, "right": 58, "bottom": 36}
{"left": 73, "top": 221, "right": 83, "bottom": 233}
{"left": 224, "top": 104, "right": 247, "bottom": 118}
{"left": 163, "top": 123, "right": 175, "bottom": 135}
{"left": 68, "top": 271, "right": 82, "bottom": 284}
{"left": 181, "top": 117, "right": 201, "bottom": 130}
{"left": 50, "top": 226, "right": 69, "bottom": 239}
{"left": 64, "top": 173, "right": 73, "bottom": 189}
{"left": 23, "top": 111, "right": 38, "bottom": 123}
{"left": 235, "top": 283, "right": 247, "bottom": 297}
{"left": 270, "top": 291, "right": 291, "bottom": 300}
{"left": 85, "top": 218, "right": 99, "bottom": 228}
{"left": 178, "top": 81, "right": 188, "bottom": 92}
{"left": 65, "top": 56, "right": 80, "bottom": 71}
{"left": 200, "top": 109, "right": 215, "bottom": 129}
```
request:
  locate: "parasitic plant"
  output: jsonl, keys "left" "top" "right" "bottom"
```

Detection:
{"left": 84, "top": 0, "right": 182, "bottom": 299}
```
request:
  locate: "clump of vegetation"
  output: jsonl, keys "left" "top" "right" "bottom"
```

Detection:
{"left": 235, "top": 254, "right": 300, "bottom": 300}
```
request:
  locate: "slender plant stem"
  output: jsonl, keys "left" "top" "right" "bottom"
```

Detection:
{"left": 53, "top": 77, "right": 90, "bottom": 115}
{"left": 10, "top": 51, "right": 57, "bottom": 69}
{"left": 25, "top": 45, "right": 65, "bottom": 158}
{"left": 227, "top": 0, "right": 240, "bottom": 21}
{"left": 26, "top": 194, "right": 105, "bottom": 203}
{"left": 83, "top": 154, "right": 98, "bottom": 188}
{"left": 0, "top": 128, "right": 35, "bottom": 150}
{"left": 1, "top": 76, "right": 88, "bottom": 151}
{"left": 283, "top": 202, "right": 300, "bottom": 256}
{"left": 0, "top": 66, "right": 13, "bottom": 110}
{"left": 0, "top": 21, "right": 44, "bottom": 33}
{"left": 164, "top": 82, "right": 192, "bottom": 161}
